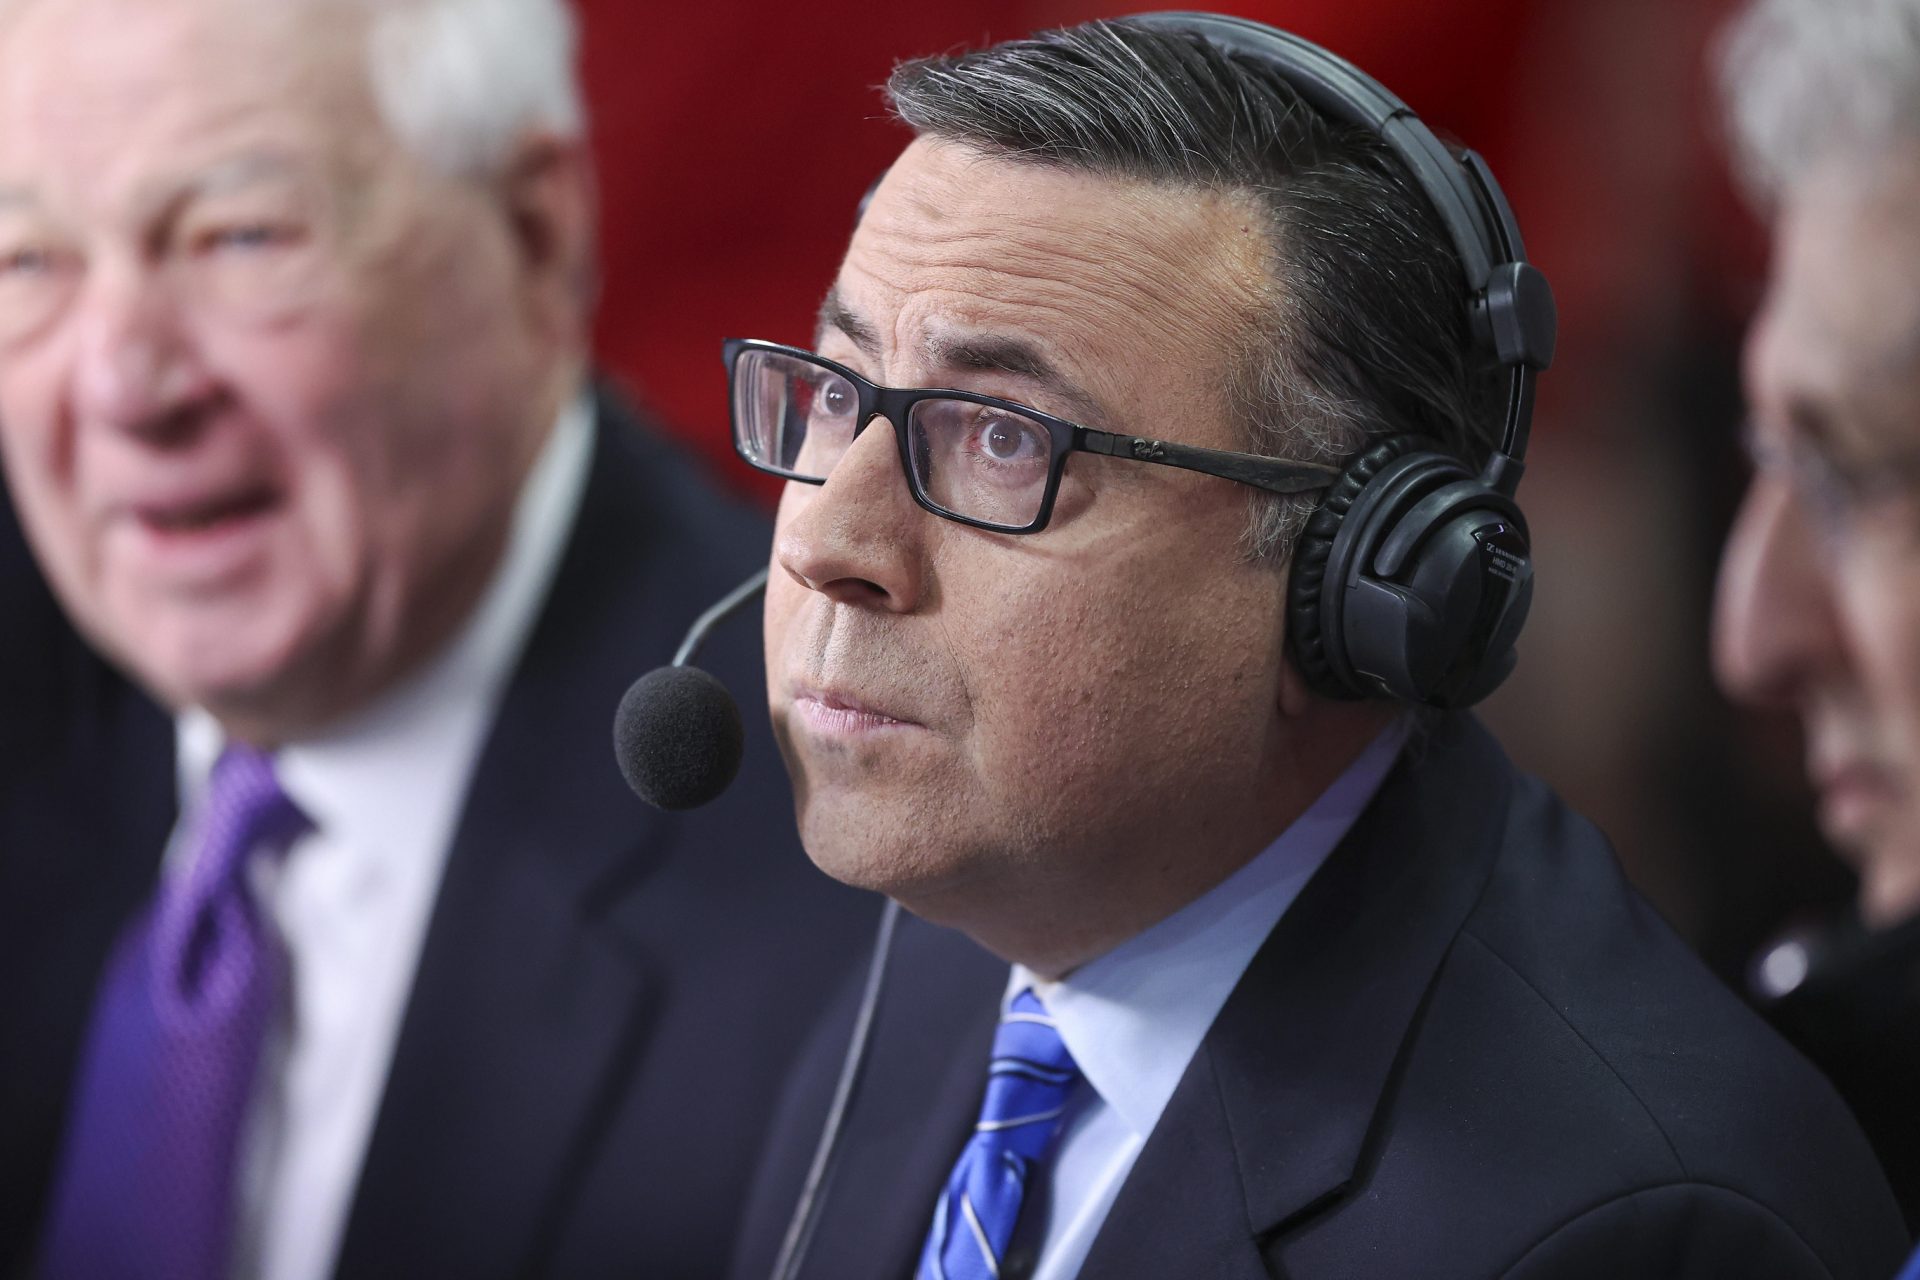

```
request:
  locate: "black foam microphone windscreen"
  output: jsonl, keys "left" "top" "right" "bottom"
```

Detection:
{"left": 613, "top": 665, "right": 745, "bottom": 811}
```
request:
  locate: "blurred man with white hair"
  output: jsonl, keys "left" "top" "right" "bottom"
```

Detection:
{"left": 0, "top": 0, "right": 873, "bottom": 1275}
{"left": 1716, "top": 0, "right": 1920, "bottom": 1238}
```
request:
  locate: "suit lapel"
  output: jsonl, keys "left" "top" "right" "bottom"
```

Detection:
{"left": 796, "top": 917, "right": 1008, "bottom": 1280}
{"left": 1073, "top": 1043, "right": 1276, "bottom": 1280}
{"left": 335, "top": 399, "right": 694, "bottom": 1276}
{"left": 1081, "top": 716, "right": 1514, "bottom": 1275}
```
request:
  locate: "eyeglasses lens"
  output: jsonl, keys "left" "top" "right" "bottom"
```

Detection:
{"left": 733, "top": 347, "right": 1056, "bottom": 529}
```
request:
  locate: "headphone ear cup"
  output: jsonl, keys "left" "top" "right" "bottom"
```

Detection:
{"left": 1443, "top": 522, "right": 1532, "bottom": 706}
{"left": 1286, "top": 435, "right": 1430, "bottom": 699}
{"left": 1289, "top": 436, "right": 1531, "bottom": 708}
{"left": 1342, "top": 488, "right": 1531, "bottom": 706}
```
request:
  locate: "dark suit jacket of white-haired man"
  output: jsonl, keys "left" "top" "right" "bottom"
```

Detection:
{"left": 1714, "top": 0, "right": 1920, "bottom": 1247}
{"left": 0, "top": 0, "right": 875, "bottom": 1275}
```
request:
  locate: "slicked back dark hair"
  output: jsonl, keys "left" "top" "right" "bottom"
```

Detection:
{"left": 885, "top": 18, "right": 1499, "bottom": 559}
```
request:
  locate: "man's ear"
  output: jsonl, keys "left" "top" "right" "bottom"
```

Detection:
{"left": 496, "top": 132, "right": 598, "bottom": 343}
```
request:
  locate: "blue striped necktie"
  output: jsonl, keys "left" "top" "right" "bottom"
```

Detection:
{"left": 917, "top": 988, "right": 1082, "bottom": 1280}
{"left": 1897, "top": 1241, "right": 1920, "bottom": 1280}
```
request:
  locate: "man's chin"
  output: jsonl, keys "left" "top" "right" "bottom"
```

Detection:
{"left": 799, "top": 811, "right": 974, "bottom": 902}
{"left": 800, "top": 836, "right": 913, "bottom": 897}
{"left": 1853, "top": 827, "right": 1920, "bottom": 930}
{"left": 115, "top": 617, "right": 327, "bottom": 739}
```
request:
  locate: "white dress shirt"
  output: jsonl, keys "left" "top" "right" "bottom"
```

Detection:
{"left": 169, "top": 395, "right": 594, "bottom": 1280}
{"left": 1007, "top": 717, "right": 1410, "bottom": 1280}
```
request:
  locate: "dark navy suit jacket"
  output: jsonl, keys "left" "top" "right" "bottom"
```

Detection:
{"left": 0, "top": 394, "right": 880, "bottom": 1279}
{"left": 729, "top": 716, "right": 1907, "bottom": 1280}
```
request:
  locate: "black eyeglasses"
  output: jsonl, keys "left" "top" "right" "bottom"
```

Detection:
{"left": 724, "top": 338, "right": 1341, "bottom": 533}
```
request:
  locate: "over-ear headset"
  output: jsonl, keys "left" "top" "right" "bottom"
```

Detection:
{"left": 1135, "top": 13, "right": 1558, "bottom": 710}
{"left": 852, "top": 16, "right": 1555, "bottom": 708}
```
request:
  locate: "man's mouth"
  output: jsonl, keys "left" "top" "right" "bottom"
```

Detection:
{"left": 1811, "top": 756, "right": 1906, "bottom": 850}
{"left": 134, "top": 485, "right": 281, "bottom": 534}
{"left": 791, "top": 688, "right": 921, "bottom": 735}
{"left": 112, "top": 482, "right": 289, "bottom": 585}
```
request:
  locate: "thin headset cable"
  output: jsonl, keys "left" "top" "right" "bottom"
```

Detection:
{"left": 769, "top": 897, "right": 902, "bottom": 1280}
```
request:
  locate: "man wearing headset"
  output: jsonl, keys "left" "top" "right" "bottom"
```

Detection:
{"left": 725, "top": 16, "right": 1904, "bottom": 1280}
{"left": 1715, "top": 0, "right": 1920, "bottom": 1242}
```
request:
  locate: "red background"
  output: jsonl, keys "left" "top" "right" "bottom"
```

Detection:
{"left": 574, "top": 0, "right": 1755, "bottom": 489}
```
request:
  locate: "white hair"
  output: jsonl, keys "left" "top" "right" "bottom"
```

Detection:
{"left": 1719, "top": 0, "right": 1920, "bottom": 201}
{"left": 0, "top": 0, "right": 582, "bottom": 175}
{"left": 361, "top": 0, "right": 585, "bottom": 175}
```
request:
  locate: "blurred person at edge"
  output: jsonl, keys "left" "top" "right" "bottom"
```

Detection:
{"left": 0, "top": 0, "right": 874, "bottom": 1277}
{"left": 724, "top": 16, "right": 1904, "bottom": 1280}
{"left": 1716, "top": 0, "right": 1920, "bottom": 1238}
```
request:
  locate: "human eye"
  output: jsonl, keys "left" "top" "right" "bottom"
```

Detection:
{"left": 188, "top": 219, "right": 308, "bottom": 255}
{"left": 813, "top": 375, "right": 858, "bottom": 420}
{"left": 174, "top": 178, "right": 318, "bottom": 260}
{"left": 960, "top": 406, "right": 1050, "bottom": 471}
{"left": 1831, "top": 452, "right": 1920, "bottom": 539}
{"left": 172, "top": 195, "right": 329, "bottom": 318}
{"left": 0, "top": 242, "right": 60, "bottom": 277}
{"left": 0, "top": 218, "right": 78, "bottom": 280}
{"left": 796, "top": 367, "right": 861, "bottom": 438}
{"left": 0, "top": 228, "right": 81, "bottom": 345}
{"left": 1777, "top": 436, "right": 1919, "bottom": 543}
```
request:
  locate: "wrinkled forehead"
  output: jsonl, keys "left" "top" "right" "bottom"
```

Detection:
{"left": 1748, "top": 148, "right": 1920, "bottom": 446}
{"left": 838, "top": 139, "right": 1270, "bottom": 394}
{"left": 0, "top": 0, "right": 382, "bottom": 214}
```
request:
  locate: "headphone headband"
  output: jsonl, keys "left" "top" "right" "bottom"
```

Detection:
{"left": 1133, "top": 11, "right": 1557, "bottom": 483}
{"left": 1120, "top": 12, "right": 1551, "bottom": 707}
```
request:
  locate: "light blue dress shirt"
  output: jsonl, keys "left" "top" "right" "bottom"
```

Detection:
{"left": 1006, "top": 717, "right": 1410, "bottom": 1280}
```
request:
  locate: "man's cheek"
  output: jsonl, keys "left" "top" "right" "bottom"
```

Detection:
{"left": 970, "top": 674, "right": 1115, "bottom": 801}
{"left": 12, "top": 477, "right": 90, "bottom": 612}
{"left": 761, "top": 586, "right": 804, "bottom": 690}
{"left": 1865, "top": 572, "right": 1920, "bottom": 748}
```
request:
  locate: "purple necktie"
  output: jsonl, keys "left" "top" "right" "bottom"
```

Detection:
{"left": 38, "top": 745, "right": 310, "bottom": 1280}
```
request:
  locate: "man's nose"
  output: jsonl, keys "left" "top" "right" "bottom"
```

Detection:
{"left": 774, "top": 416, "right": 926, "bottom": 611}
{"left": 1713, "top": 476, "right": 1844, "bottom": 708}
{"left": 70, "top": 268, "right": 218, "bottom": 440}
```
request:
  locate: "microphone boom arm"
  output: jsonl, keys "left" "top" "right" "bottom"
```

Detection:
{"left": 673, "top": 567, "right": 769, "bottom": 668}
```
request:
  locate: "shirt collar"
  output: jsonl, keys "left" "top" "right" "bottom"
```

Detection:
{"left": 1010, "top": 716, "right": 1410, "bottom": 1139}
{"left": 175, "top": 391, "right": 596, "bottom": 876}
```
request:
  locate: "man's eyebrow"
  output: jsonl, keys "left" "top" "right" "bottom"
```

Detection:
{"left": 925, "top": 329, "right": 1110, "bottom": 427}
{"left": 815, "top": 290, "right": 1110, "bottom": 427}
{"left": 129, "top": 152, "right": 310, "bottom": 221}
{"left": 189, "top": 153, "right": 305, "bottom": 197}
{"left": 816, "top": 287, "right": 881, "bottom": 357}
{"left": 0, "top": 157, "right": 309, "bottom": 226}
